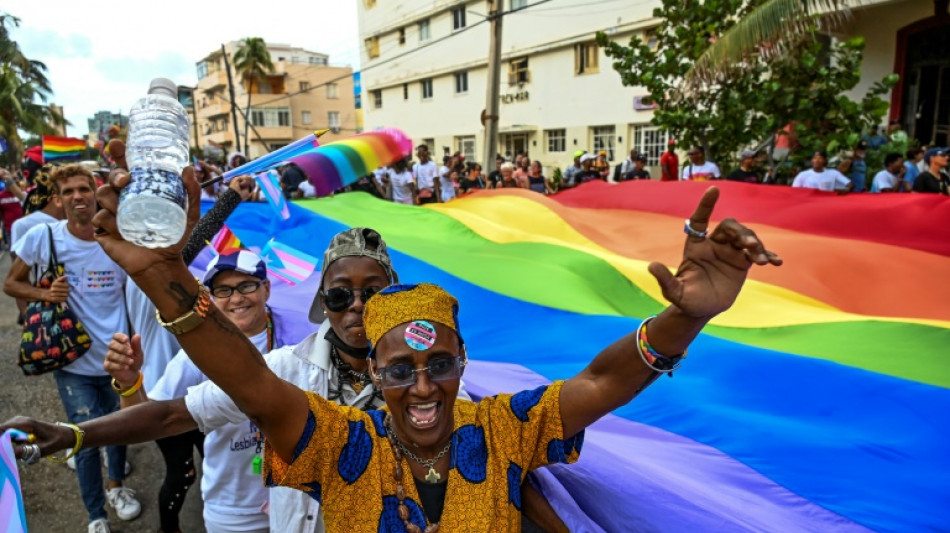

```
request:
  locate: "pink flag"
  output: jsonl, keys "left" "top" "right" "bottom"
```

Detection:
{"left": 259, "top": 239, "right": 319, "bottom": 286}
{"left": 254, "top": 169, "right": 290, "bottom": 220}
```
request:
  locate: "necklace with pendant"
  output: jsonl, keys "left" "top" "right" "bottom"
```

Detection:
{"left": 385, "top": 416, "right": 451, "bottom": 484}
{"left": 384, "top": 414, "right": 443, "bottom": 533}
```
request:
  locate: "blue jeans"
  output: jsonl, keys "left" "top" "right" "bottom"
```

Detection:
{"left": 53, "top": 370, "right": 128, "bottom": 522}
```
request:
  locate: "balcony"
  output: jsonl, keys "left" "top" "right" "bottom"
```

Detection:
{"left": 197, "top": 70, "right": 228, "bottom": 91}
{"left": 197, "top": 102, "right": 230, "bottom": 119}
{"left": 199, "top": 130, "right": 235, "bottom": 147}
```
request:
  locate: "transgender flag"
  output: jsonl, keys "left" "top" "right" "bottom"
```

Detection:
{"left": 259, "top": 239, "right": 319, "bottom": 286}
{"left": 1, "top": 430, "right": 28, "bottom": 533}
{"left": 254, "top": 170, "right": 290, "bottom": 220}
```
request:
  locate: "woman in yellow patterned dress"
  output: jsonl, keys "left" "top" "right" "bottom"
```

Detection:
{"left": 11, "top": 170, "right": 782, "bottom": 532}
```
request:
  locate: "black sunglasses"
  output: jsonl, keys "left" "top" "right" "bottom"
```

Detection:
{"left": 321, "top": 286, "right": 382, "bottom": 312}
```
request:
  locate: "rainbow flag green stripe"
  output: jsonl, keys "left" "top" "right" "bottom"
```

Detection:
{"left": 297, "top": 192, "right": 948, "bottom": 387}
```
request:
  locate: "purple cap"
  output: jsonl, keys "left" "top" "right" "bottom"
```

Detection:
{"left": 203, "top": 250, "right": 267, "bottom": 286}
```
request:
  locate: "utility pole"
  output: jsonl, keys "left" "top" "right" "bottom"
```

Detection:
{"left": 221, "top": 44, "right": 242, "bottom": 154}
{"left": 481, "top": 0, "right": 503, "bottom": 174}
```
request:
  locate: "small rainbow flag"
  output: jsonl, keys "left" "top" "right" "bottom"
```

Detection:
{"left": 42, "top": 136, "right": 86, "bottom": 161}
{"left": 210, "top": 226, "right": 242, "bottom": 256}
{"left": 259, "top": 239, "right": 319, "bottom": 286}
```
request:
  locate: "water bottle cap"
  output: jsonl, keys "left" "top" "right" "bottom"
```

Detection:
{"left": 148, "top": 78, "right": 178, "bottom": 99}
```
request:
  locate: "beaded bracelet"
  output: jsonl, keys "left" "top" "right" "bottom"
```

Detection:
{"left": 111, "top": 372, "right": 144, "bottom": 397}
{"left": 636, "top": 316, "right": 687, "bottom": 374}
{"left": 46, "top": 422, "right": 85, "bottom": 464}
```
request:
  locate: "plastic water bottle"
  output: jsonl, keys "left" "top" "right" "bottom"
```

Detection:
{"left": 117, "top": 78, "right": 190, "bottom": 248}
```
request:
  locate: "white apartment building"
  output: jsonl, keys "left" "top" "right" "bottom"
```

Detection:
{"left": 357, "top": 0, "right": 667, "bottom": 174}
{"left": 357, "top": 0, "right": 946, "bottom": 174}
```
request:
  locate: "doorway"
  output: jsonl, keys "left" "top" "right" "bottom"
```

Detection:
{"left": 501, "top": 133, "right": 528, "bottom": 160}
{"left": 900, "top": 23, "right": 950, "bottom": 146}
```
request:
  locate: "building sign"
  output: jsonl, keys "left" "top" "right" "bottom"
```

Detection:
{"left": 633, "top": 95, "right": 657, "bottom": 111}
{"left": 501, "top": 91, "right": 529, "bottom": 104}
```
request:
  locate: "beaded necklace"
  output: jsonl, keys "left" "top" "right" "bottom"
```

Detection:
{"left": 384, "top": 414, "right": 444, "bottom": 533}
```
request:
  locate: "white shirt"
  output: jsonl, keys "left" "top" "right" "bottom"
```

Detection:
{"left": 152, "top": 329, "right": 271, "bottom": 530}
{"left": 791, "top": 168, "right": 851, "bottom": 191}
{"left": 10, "top": 211, "right": 58, "bottom": 249}
{"left": 13, "top": 221, "right": 128, "bottom": 376}
{"left": 126, "top": 280, "right": 181, "bottom": 392}
{"left": 298, "top": 180, "right": 317, "bottom": 198}
{"left": 389, "top": 169, "right": 415, "bottom": 205}
{"left": 412, "top": 160, "right": 439, "bottom": 190}
{"left": 185, "top": 320, "right": 471, "bottom": 533}
{"left": 681, "top": 161, "right": 721, "bottom": 180}
{"left": 871, "top": 169, "right": 899, "bottom": 192}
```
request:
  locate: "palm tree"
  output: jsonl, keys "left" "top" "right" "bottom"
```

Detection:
{"left": 0, "top": 13, "right": 67, "bottom": 161}
{"left": 232, "top": 37, "right": 274, "bottom": 155}
{"left": 684, "top": 0, "right": 850, "bottom": 85}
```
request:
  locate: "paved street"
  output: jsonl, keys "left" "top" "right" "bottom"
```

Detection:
{"left": 0, "top": 255, "right": 206, "bottom": 532}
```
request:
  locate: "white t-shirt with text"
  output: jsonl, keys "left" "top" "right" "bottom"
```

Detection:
{"left": 791, "top": 168, "right": 851, "bottom": 191}
{"left": 681, "top": 161, "right": 722, "bottom": 181}
{"left": 13, "top": 221, "right": 128, "bottom": 376}
{"left": 151, "top": 329, "right": 270, "bottom": 530}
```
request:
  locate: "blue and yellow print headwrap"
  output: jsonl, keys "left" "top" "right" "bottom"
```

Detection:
{"left": 364, "top": 283, "right": 462, "bottom": 353}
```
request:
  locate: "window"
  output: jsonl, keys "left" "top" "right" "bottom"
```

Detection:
{"left": 644, "top": 28, "right": 659, "bottom": 51}
{"left": 591, "top": 126, "right": 616, "bottom": 161}
{"left": 308, "top": 56, "right": 326, "bottom": 65}
{"left": 403, "top": 83, "right": 409, "bottom": 100}
{"left": 419, "top": 19, "right": 431, "bottom": 42}
{"left": 327, "top": 83, "right": 338, "bottom": 99}
{"left": 454, "top": 71, "right": 468, "bottom": 94}
{"left": 575, "top": 42, "right": 599, "bottom": 75}
{"left": 633, "top": 125, "right": 671, "bottom": 166}
{"left": 365, "top": 37, "right": 380, "bottom": 59}
{"left": 299, "top": 81, "right": 310, "bottom": 92}
{"left": 510, "top": 0, "right": 528, "bottom": 9}
{"left": 372, "top": 89, "right": 382, "bottom": 109}
{"left": 301, "top": 110, "right": 312, "bottom": 125}
{"left": 456, "top": 136, "right": 476, "bottom": 161}
{"left": 250, "top": 107, "right": 291, "bottom": 128}
{"left": 421, "top": 79, "right": 433, "bottom": 100}
{"left": 422, "top": 138, "right": 435, "bottom": 152}
{"left": 452, "top": 8, "right": 466, "bottom": 30}
{"left": 196, "top": 61, "right": 208, "bottom": 79}
{"left": 545, "top": 129, "right": 566, "bottom": 153}
{"left": 508, "top": 57, "right": 530, "bottom": 85}
{"left": 398, "top": 28, "right": 406, "bottom": 45}
{"left": 328, "top": 111, "right": 341, "bottom": 131}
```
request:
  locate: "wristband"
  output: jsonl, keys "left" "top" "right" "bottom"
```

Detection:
{"left": 111, "top": 372, "right": 144, "bottom": 397}
{"left": 46, "top": 422, "right": 85, "bottom": 464}
{"left": 636, "top": 316, "right": 686, "bottom": 374}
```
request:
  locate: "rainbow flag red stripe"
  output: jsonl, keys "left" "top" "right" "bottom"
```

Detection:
{"left": 210, "top": 226, "right": 242, "bottom": 256}
{"left": 42, "top": 136, "right": 86, "bottom": 161}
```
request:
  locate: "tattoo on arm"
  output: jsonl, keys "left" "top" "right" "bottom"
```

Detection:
{"left": 208, "top": 308, "right": 266, "bottom": 368}
{"left": 165, "top": 282, "right": 196, "bottom": 315}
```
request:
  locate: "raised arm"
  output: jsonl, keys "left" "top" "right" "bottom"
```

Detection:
{"left": 91, "top": 155, "right": 308, "bottom": 463}
{"left": 559, "top": 188, "right": 782, "bottom": 438}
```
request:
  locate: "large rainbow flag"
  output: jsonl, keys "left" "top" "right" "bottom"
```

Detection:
{"left": 41, "top": 136, "right": 86, "bottom": 161}
{"left": 210, "top": 181, "right": 949, "bottom": 532}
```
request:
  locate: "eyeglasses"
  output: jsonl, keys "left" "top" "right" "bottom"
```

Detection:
{"left": 210, "top": 280, "right": 263, "bottom": 299}
{"left": 374, "top": 356, "right": 466, "bottom": 389}
{"left": 320, "top": 286, "right": 382, "bottom": 312}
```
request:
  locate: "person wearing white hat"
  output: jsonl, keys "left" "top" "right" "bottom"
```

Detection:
{"left": 103, "top": 250, "right": 279, "bottom": 533}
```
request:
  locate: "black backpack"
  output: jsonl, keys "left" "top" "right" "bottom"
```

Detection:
{"left": 613, "top": 163, "right": 623, "bottom": 181}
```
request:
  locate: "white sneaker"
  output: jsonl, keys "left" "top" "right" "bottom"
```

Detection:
{"left": 106, "top": 487, "right": 142, "bottom": 521}
{"left": 66, "top": 455, "right": 76, "bottom": 470}
{"left": 88, "top": 518, "right": 110, "bottom": 533}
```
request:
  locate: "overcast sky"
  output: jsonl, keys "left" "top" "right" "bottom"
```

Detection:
{"left": 9, "top": 1, "right": 360, "bottom": 137}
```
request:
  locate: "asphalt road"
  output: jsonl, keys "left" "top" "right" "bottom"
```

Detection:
{"left": 0, "top": 255, "right": 206, "bottom": 533}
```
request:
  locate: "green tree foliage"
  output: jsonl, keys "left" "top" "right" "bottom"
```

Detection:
{"left": 233, "top": 37, "right": 274, "bottom": 155}
{"left": 597, "top": 0, "right": 897, "bottom": 173}
{"left": 0, "top": 12, "right": 67, "bottom": 162}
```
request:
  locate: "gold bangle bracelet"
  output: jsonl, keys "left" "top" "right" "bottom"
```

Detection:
{"left": 111, "top": 372, "right": 144, "bottom": 397}
{"left": 46, "top": 422, "right": 85, "bottom": 464}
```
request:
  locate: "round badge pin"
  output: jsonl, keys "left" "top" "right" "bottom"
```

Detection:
{"left": 405, "top": 320, "right": 437, "bottom": 351}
